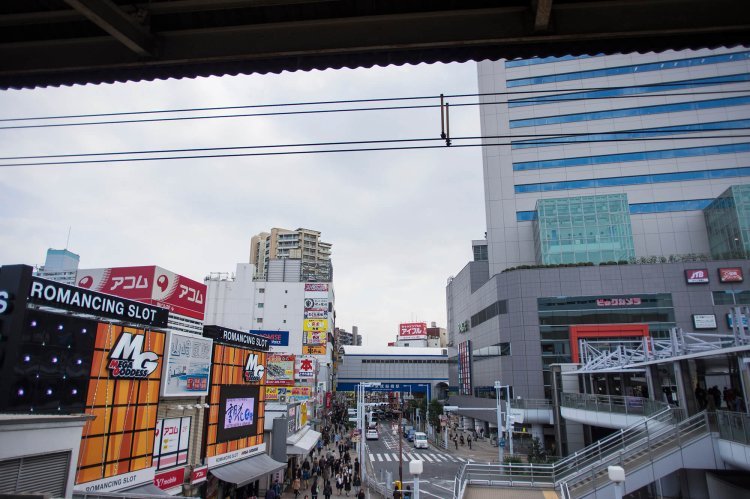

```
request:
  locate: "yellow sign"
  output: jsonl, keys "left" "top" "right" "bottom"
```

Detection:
{"left": 265, "top": 387, "right": 280, "bottom": 400}
{"left": 303, "top": 319, "right": 328, "bottom": 332}
{"left": 300, "top": 402, "right": 308, "bottom": 426}
{"left": 305, "top": 331, "right": 327, "bottom": 345}
{"left": 303, "top": 345, "right": 327, "bottom": 355}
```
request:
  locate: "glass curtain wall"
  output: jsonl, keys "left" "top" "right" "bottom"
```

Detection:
{"left": 533, "top": 193, "right": 635, "bottom": 265}
{"left": 704, "top": 184, "right": 750, "bottom": 259}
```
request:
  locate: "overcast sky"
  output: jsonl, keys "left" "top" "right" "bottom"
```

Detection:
{"left": 0, "top": 62, "right": 485, "bottom": 346}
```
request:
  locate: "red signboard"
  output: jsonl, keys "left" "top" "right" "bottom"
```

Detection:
{"left": 325, "top": 391, "right": 332, "bottom": 409}
{"left": 190, "top": 466, "right": 208, "bottom": 485}
{"left": 719, "top": 267, "right": 744, "bottom": 283}
{"left": 154, "top": 466, "right": 186, "bottom": 490}
{"left": 76, "top": 265, "right": 207, "bottom": 320}
{"left": 399, "top": 322, "right": 427, "bottom": 339}
{"left": 685, "top": 269, "right": 709, "bottom": 284}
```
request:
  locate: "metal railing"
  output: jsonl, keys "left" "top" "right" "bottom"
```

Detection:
{"left": 513, "top": 398, "right": 553, "bottom": 410}
{"left": 717, "top": 410, "right": 750, "bottom": 445}
{"left": 561, "top": 392, "right": 669, "bottom": 417}
{"left": 453, "top": 406, "right": 707, "bottom": 499}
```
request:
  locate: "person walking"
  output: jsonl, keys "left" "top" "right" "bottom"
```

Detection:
{"left": 403, "top": 485, "right": 412, "bottom": 499}
{"left": 336, "top": 472, "right": 344, "bottom": 496}
{"left": 344, "top": 473, "right": 352, "bottom": 496}
{"left": 311, "top": 478, "right": 319, "bottom": 499}
{"left": 357, "top": 489, "right": 365, "bottom": 499}
{"left": 293, "top": 476, "right": 301, "bottom": 498}
{"left": 323, "top": 480, "right": 333, "bottom": 499}
{"left": 454, "top": 436, "right": 458, "bottom": 450}
{"left": 467, "top": 435, "right": 472, "bottom": 450}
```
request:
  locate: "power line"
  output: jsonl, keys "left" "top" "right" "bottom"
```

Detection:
{"left": 1, "top": 86, "right": 748, "bottom": 129}
{"left": 3, "top": 133, "right": 750, "bottom": 168}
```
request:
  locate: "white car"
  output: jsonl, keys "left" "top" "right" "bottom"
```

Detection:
{"left": 366, "top": 429, "right": 379, "bottom": 440}
{"left": 413, "top": 432, "right": 428, "bottom": 449}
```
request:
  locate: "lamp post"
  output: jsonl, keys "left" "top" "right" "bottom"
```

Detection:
{"left": 608, "top": 465, "right": 625, "bottom": 499}
{"left": 494, "top": 381, "right": 513, "bottom": 459}
{"left": 494, "top": 382, "right": 504, "bottom": 464}
{"left": 409, "top": 459, "right": 423, "bottom": 499}
{"left": 357, "top": 382, "right": 381, "bottom": 486}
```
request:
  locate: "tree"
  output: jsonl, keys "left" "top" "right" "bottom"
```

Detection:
{"left": 428, "top": 400, "right": 443, "bottom": 433}
{"left": 527, "top": 437, "right": 546, "bottom": 464}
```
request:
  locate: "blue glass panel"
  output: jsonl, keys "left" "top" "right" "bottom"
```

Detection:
{"left": 504, "top": 54, "right": 601, "bottom": 68}
{"left": 508, "top": 73, "right": 750, "bottom": 108}
{"left": 629, "top": 199, "right": 713, "bottom": 214}
{"left": 513, "top": 143, "right": 750, "bottom": 171}
{"left": 509, "top": 96, "right": 750, "bottom": 128}
{"left": 516, "top": 211, "right": 538, "bottom": 221}
{"left": 523, "top": 200, "right": 718, "bottom": 225}
{"left": 511, "top": 119, "right": 750, "bottom": 149}
{"left": 514, "top": 166, "right": 750, "bottom": 193}
{"left": 507, "top": 51, "right": 750, "bottom": 87}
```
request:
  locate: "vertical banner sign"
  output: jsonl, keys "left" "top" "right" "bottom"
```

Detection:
{"left": 458, "top": 340, "right": 473, "bottom": 396}
{"left": 303, "top": 283, "right": 329, "bottom": 358}
{"left": 297, "top": 356, "right": 316, "bottom": 379}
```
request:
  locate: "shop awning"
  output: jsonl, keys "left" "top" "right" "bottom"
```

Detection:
{"left": 210, "top": 453, "right": 286, "bottom": 487}
{"left": 287, "top": 428, "right": 322, "bottom": 455}
{"left": 120, "top": 482, "right": 171, "bottom": 496}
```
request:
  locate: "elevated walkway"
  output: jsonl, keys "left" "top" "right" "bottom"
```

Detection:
{"left": 454, "top": 408, "right": 725, "bottom": 499}
{"left": 717, "top": 410, "right": 750, "bottom": 471}
{"left": 560, "top": 393, "right": 669, "bottom": 429}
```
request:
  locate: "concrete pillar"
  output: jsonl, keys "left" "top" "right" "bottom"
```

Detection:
{"left": 674, "top": 360, "right": 698, "bottom": 414}
{"left": 644, "top": 365, "right": 659, "bottom": 401}
{"left": 738, "top": 355, "right": 750, "bottom": 412}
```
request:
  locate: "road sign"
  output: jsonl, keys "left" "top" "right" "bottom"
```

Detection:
{"left": 499, "top": 438, "right": 506, "bottom": 448}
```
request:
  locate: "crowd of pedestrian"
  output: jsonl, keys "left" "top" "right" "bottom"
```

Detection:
{"left": 276, "top": 398, "right": 364, "bottom": 499}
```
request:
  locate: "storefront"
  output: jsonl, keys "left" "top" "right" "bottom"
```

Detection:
{"left": 201, "top": 325, "right": 285, "bottom": 499}
{"left": 0, "top": 264, "right": 172, "bottom": 496}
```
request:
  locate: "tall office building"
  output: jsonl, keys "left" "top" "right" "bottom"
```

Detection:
{"left": 478, "top": 46, "right": 750, "bottom": 273}
{"left": 35, "top": 248, "right": 80, "bottom": 285}
{"left": 445, "top": 47, "right": 750, "bottom": 444}
{"left": 250, "top": 228, "right": 332, "bottom": 281}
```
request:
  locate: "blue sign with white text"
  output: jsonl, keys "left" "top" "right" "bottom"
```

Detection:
{"left": 250, "top": 330, "right": 290, "bottom": 346}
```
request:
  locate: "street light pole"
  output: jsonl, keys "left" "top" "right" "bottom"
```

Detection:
{"left": 494, "top": 381, "right": 504, "bottom": 464}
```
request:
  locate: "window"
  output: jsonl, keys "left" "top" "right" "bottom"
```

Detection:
{"left": 284, "top": 304, "right": 287, "bottom": 308}
{"left": 518, "top": 199, "right": 714, "bottom": 221}
{"left": 506, "top": 50, "right": 750, "bottom": 87}
{"left": 470, "top": 300, "right": 508, "bottom": 328}
{"left": 283, "top": 320, "right": 287, "bottom": 323}
{"left": 510, "top": 96, "right": 750, "bottom": 128}
{"left": 515, "top": 166, "right": 750, "bottom": 194}
{"left": 256, "top": 318, "right": 263, "bottom": 323}
{"left": 512, "top": 118, "right": 750, "bottom": 149}
{"left": 508, "top": 73, "right": 750, "bottom": 108}
{"left": 258, "top": 303, "right": 264, "bottom": 308}
{"left": 513, "top": 143, "right": 750, "bottom": 171}
{"left": 285, "top": 290, "right": 288, "bottom": 294}
{"left": 258, "top": 288, "right": 265, "bottom": 293}
{"left": 712, "top": 290, "right": 750, "bottom": 305}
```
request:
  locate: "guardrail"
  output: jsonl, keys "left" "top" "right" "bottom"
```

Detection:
{"left": 452, "top": 406, "right": 702, "bottom": 499}
{"left": 561, "top": 392, "right": 669, "bottom": 417}
{"left": 717, "top": 410, "right": 750, "bottom": 445}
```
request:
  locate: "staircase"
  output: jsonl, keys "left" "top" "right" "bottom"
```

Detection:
{"left": 454, "top": 408, "right": 719, "bottom": 499}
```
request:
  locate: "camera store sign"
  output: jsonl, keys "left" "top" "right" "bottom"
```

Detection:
{"left": 596, "top": 297, "right": 642, "bottom": 307}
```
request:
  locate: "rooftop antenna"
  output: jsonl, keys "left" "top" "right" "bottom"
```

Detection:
{"left": 65, "top": 227, "right": 71, "bottom": 250}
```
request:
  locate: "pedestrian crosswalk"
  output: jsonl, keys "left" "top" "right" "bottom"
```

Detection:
{"left": 368, "top": 451, "right": 468, "bottom": 463}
